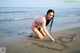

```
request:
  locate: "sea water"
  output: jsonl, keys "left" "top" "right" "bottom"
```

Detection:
{"left": 0, "top": 7, "right": 80, "bottom": 37}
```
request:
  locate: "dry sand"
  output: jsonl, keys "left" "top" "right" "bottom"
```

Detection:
{"left": 0, "top": 27, "right": 80, "bottom": 53}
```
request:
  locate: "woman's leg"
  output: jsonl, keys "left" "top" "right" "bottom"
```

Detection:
{"left": 32, "top": 27, "right": 43, "bottom": 39}
{"left": 39, "top": 27, "right": 47, "bottom": 36}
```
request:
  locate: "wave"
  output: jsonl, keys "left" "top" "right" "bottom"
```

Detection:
{"left": 0, "top": 14, "right": 79, "bottom": 21}
{"left": 0, "top": 10, "right": 44, "bottom": 13}
{"left": 55, "top": 14, "right": 80, "bottom": 17}
{"left": 0, "top": 11, "right": 28, "bottom": 13}
{"left": 0, "top": 18, "right": 33, "bottom": 21}
{"left": 0, "top": 15, "right": 79, "bottom": 22}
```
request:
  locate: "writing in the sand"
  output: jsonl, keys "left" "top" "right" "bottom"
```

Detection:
{"left": 32, "top": 34, "right": 76, "bottom": 51}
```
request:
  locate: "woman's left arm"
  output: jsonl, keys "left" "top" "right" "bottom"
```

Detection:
{"left": 42, "top": 22, "right": 54, "bottom": 42}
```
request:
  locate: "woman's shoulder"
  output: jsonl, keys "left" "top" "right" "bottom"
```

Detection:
{"left": 42, "top": 16, "right": 46, "bottom": 22}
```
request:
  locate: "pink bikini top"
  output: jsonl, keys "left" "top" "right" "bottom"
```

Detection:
{"left": 32, "top": 17, "right": 46, "bottom": 28}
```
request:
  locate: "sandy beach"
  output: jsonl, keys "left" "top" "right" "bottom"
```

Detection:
{"left": 0, "top": 7, "right": 80, "bottom": 53}
{"left": 0, "top": 27, "right": 80, "bottom": 53}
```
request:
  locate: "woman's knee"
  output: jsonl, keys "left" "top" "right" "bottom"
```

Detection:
{"left": 32, "top": 27, "right": 37, "bottom": 31}
{"left": 39, "top": 27, "right": 43, "bottom": 32}
{"left": 32, "top": 27, "right": 43, "bottom": 39}
{"left": 39, "top": 27, "right": 47, "bottom": 36}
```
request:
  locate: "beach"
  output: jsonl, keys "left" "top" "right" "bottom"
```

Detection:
{"left": 0, "top": 7, "right": 80, "bottom": 53}
{"left": 0, "top": 27, "right": 80, "bottom": 53}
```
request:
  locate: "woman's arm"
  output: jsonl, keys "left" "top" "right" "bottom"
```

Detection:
{"left": 42, "top": 22, "right": 54, "bottom": 42}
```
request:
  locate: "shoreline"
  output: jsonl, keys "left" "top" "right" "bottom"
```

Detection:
{"left": 0, "top": 27, "right": 80, "bottom": 53}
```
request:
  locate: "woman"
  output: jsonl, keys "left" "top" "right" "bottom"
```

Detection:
{"left": 31, "top": 9, "right": 55, "bottom": 42}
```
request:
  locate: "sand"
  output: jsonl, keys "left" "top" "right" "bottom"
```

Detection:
{"left": 0, "top": 27, "right": 80, "bottom": 53}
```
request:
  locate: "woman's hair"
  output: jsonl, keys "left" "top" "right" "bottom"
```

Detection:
{"left": 46, "top": 9, "right": 55, "bottom": 34}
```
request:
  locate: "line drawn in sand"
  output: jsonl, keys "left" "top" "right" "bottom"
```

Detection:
{"left": 32, "top": 34, "right": 76, "bottom": 51}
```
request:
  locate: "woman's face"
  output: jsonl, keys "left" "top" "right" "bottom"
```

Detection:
{"left": 46, "top": 12, "right": 54, "bottom": 20}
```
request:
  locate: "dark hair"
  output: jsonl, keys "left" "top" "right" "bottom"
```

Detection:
{"left": 46, "top": 9, "right": 55, "bottom": 35}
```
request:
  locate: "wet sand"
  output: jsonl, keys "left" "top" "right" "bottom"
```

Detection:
{"left": 0, "top": 27, "right": 80, "bottom": 53}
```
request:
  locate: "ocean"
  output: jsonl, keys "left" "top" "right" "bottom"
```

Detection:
{"left": 0, "top": 7, "right": 80, "bottom": 37}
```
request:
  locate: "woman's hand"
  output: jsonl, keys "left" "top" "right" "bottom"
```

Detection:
{"left": 51, "top": 38, "right": 55, "bottom": 42}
